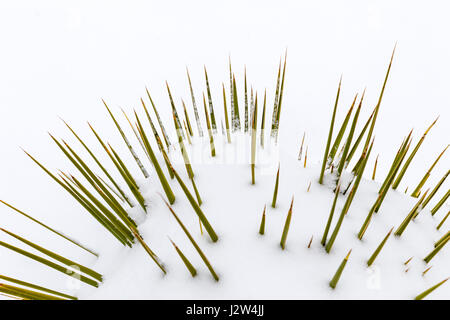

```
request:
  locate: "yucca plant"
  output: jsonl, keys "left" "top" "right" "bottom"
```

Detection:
{"left": 0, "top": 236, "right": 100, "bottom": 287}
{"left": 135, "top": 111, "right": 176, "bottom": 204}
{"left": 251, "top": 94, "right": 258, "bottom": 184}
{"left": 415, "top": 278, "right": 448, "bottom": 300}
{"left": 0, "top": 200, "right": 97, "bottom": 257}
{"left": 102, "top": 99, "right": 149, "bottom": 178}
{"left": 329, "top": 250, "right": 351, "bottom": 289}
{"left": 186, "top": 68, "right": 203, "bottom": 137}
{"left": 0, "top": 275, "right": 76, "bottom": 300}
{"left": 410, "top": 145, "right": 448, "bottom": 197}
{"left": 204, "top": 66, "right": 218, "bottom": 133}
{"left": 392, "top": 117, "right": 439, "bottom": 190}
{"left": 169, "top": 238, "right": 197, "bottom": 277}
{"left": 4, "top": 50, "right": 448, "bottom": 300}
{"left": 367, "top": 227, "right": 393, "bottom": 266}
{"left": 437, "top": 210, "right": 449, "bottom": 230}
{"left": 145, "top": 87, "right": 172, "bottom": 149}
{"left": 280, "top": 196, "right": 294, "bottom": 250}
{"left": 319, "top": 77, "right": 341, "bottom": 184}
{"left": 271, "top": 164, "right": 280, "bottom": 208}
{"left": 203, "top": 92, "right": 216, "bottom": 157}
{"left": 430, "top": 189, "right": 450, "bottom": 216}
{"left": 167, "top": 82, "right": 195, "bottom": 178}
{"left": 328, "top": 94, "right": 357, "bottom": 166}
{"left": 394, "top": 190, "right": 430, "bottom": 237}
{"left": 259, "top": 205, "right": 266, "bottom": 235}
{"left": 222, "top": 83, "right": 232, "bottom": 143}
{"left": 422, "top": 170, "right": 449, "bottom": 209}
{"left": 162, "top": 197, "right": 219, "bottom": 281}
{"left": 321, "top": 182, "right": 341, "bottom": 246}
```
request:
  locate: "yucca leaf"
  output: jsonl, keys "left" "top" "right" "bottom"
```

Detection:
{"left": 169, "top": 238, "right": 197, "bottom": 277}
{"left": 135, "top": 111, "right": 176, "bottom": 204}
{"left": 329, "top": 249, "right": 351, "bottom": 289}
{"left": 0, "top": 275, "right": 76, "bottom": 300}
{"left": 162, "top": 197, "right": 219, "bottom": 281}
{"left": 394, "top": 190, "right": 429, "bottom": 236}
{"left": 321, "top": 183, "right": 341, "bottom": 246}
{"left": 129, "top": 227, "right": 166, "bottom": 274}
{"left": 68, "top": 174, "right": 134, "bottom": 241}
{"left": 182, "top": 99, "right": 194, "bottom": 137}
{"left": 270, "top": 59, "right": 282, "bottom": 138}
{"left": 0, "top": 240, "right": 99, "bottom": 287}
{"left": 271, "top": 164, "right": 280, "bottom": 208}
{"left": 392, "top": 117, "right": 439, "bottom": 189}
{"left": 434, "top": 231, "right": 449, "bottom": 248}
{"left": 222, "top": 83, "right": 231, "bottom": 143}
{"left": 161, "top": 158, "right": 218, "bottom": 243}
{"left": 190, "top": 176, "right": 202, "bottom": 206}
{"left": 331, "top": 140, "right": 374, "bottom": 246}
{"left": 415, "top": 278, "right": 448, "bottom": 300}
{"left": 374, "top": 137, "right": 412, "bottom": 213}
{"left": 422, "top": 266, "right": 432, "bottom": 276}
{"left": 258, "top": 89, "right": 266, "bottom": 149}
{"left": 437, "top": 210, "right": 449, "bottom": 230}
{"left": 280, "top": 196, "right": 294, "bottom": 250}
{"left": 411, "top": 145, "right": 448, "bottom": 198}
{"left": 0, "top": 228, "right": 102, "bottom": 282}
{"left": 121, "top": 108, "right": 151, "bottom": 162}
{"left": 404, "top": 257, "right": 413, "bottom": 265}
{"left": 108, "top": 144, "right": 147, "bottom": 212}
{"left": 203, "top": 92, "right": 216, "bottom": 157}
{"left": 202, "top": 66, "right": 217, "bottom": 133}
{"left": 337, "top": 92, "right": 363, "bottom": 177}
{"left": 0, "top": 283, "right": 65, "bottom": 300}
{"left": 61, "top": 175, "right": 131, "bottom": 246}
{"left": 23, "top": 149, "right": 131, "bottom": 245}
{"left": 259, "top": 205, "right": 266, "bottom": 235}
{"left": 102, "top": 99, "right": 149, "bottom": 178}
{"left": 57, "top": 136, "right": 137, "bottom": 229}
{"left": 319, "top": 77, "right": 342, "bottom": 184}
{"left": 372, "top": 154, "right": 379, "bottom": 180}
{"left": 274, "top": 51, "right": 287, "bottom": 143}
{"left": 229, "top": 58, "right": 235, "bottom": 132}
{"left": 244, "top": 66, "right": 249, "bottom": 133}
{"left": 430, "top": 188, "right": 450, "bottom": 216}
{"left": 345, "top": 106, "right": 376, "bottom": 166}
{"left": 298, "top": 132, "right": 306, "bottom": 161}
{"left": 140, "top": 100, "right": 174, "bottom": 179}
{"left": 345, "top": 139, "right": 374, "bottom": 210}
{"left": 361, "top": 45, "right": 396, "bottom": 155}
{"left": 422, "top": 170, "right": 449, "bottom": 209}
{"left": 62, "top": 119, "right": 132, "bottom": 207}
{"left": 186, "top": 68, "right": 204, "bottom": 137}
{"left": 232, "top": 74, "right": 241, "bottom": 131}
{"left": 367, "top": 227, "right": 393, "bottom": 266}
{"left": 251, "top": 94, "right": 258, "bottom": 184}
{"left": 304, "top": 146, "right": 308, "bottom": 168}
{"left": 183, "top": 120, "right": 192, "bottom": 145}
{"left": 167, "top": 82, "right": 195, "bottom": 177}
{"left": 96, "top": 173, "right": 126, "bottom": 203}
{"left": 0, "top": 200, "right": 97, "bottom": 257}
{"left": 328, "top": 95, "right": 357, "bottom": 164}
{"left": 378, "top": 131, "right": 413, "bottom": 194}
{"left": 145, "top": 87, "right": 171, "bottom": 149}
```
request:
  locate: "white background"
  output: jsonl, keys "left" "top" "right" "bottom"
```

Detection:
{"left": 0, "top": 0, "right": 448, "bottom": 297}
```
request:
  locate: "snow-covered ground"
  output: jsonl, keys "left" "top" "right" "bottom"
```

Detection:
{"left": 0, "top": 1, "right": 448, "bottom": 300}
